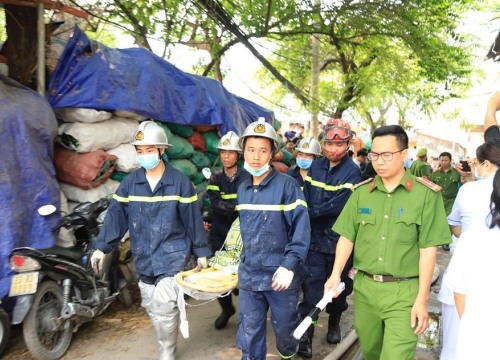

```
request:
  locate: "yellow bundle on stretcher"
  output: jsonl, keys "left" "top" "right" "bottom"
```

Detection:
{"left": 175, "top": 267, "right": 238, "bottom": 294}
{"left": 175, "top": 218, "right": 242, "bottom": 301}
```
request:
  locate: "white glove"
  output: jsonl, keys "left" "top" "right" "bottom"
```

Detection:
{"left": 272, "top": 266, "right": 294, "bottom": 291}
{"left": 197, "top": 257, "right": 208, "bottom": 270}
{"left": 91, "top": 249, "right": 105, "bottom": 273}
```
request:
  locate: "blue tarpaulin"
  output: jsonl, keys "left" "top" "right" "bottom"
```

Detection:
{"left": 48, "top": 26, "right": 274, "bottom": 135}
{"left": 0, "top": 76, "right": 60, "bottom": 300}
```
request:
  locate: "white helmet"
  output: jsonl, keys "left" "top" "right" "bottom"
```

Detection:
{"left": 130, "top": 121, "right": 171, "bottom": 148}
{"left": 239, "top": 117, "right": 278, "bottom": 150}
{"left": 296, "top": 136, "right": 322, "bottom": 157}
{"left": 217, "top": 131, "right": 242, "bottom": 152}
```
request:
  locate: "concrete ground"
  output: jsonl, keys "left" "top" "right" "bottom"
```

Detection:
{"left": 3, "top": 248, "right": 451, "bottom": 360}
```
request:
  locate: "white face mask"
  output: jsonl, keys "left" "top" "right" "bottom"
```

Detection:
{"left": 244, "top": 161, "right": 270, "bottom": 177}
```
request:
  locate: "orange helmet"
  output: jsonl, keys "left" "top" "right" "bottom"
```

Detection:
{"left": 322, "top": 118, "right": 352, "bottom": 142}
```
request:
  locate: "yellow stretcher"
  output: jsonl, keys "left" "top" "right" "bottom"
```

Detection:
{"left": 174, "top": 267, "right": 238, "bottom": 301}
{"left": 175, "top": 218, "right": 242, "bottom": 301}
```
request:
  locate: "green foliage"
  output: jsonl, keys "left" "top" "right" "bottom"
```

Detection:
{"left": 0, "top": 9, "right": 5, "bottom": 42}
{"left": 60, "top": 0, "right": 483, "bottom": 130}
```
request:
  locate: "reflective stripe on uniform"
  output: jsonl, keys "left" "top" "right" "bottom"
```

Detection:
{"left": 208, "top": 184, "right": 238, "bottom": 200}
{"left": 221, "top": 193, "right": 237, "bottom": 200}
{"left": 235, "top": 199, "right": 307, "bottom": 212}
{"left": 305, "top": 175, "right": 354, "bottom": 192}
{"left": 113, "top": 194, "right": 198, "bottom": 203}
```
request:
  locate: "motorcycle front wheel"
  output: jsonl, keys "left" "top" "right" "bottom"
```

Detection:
{"left": 23, "top": 281, "right": 73, "bottom": 360}
{"left": 0, "top": 306, "right": 10, "bottom": 356}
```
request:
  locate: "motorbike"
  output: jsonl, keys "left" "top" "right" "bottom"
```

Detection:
{"left": 0, "top": 299, "right": 10, "bottom": 356}
{"left": 8, "top": 198, "right": 134, "bottom": 360}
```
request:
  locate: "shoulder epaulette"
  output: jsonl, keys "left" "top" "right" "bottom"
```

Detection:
{"left": 353, "top": 178, "right": 373, "bottom": 190}
{"left": 416, "top": 177, "right": 442, "bottom": 192}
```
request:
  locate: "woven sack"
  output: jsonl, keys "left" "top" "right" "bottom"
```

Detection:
{"left": 54, "top": 146, "right": 117, "bottom": 189}
{"left": 186, "top": 131, "right": 207, "bottom": 152}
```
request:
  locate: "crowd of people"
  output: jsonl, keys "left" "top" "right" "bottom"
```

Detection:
{"left": 89, "top": 91, "right": 500, "bottom": 360}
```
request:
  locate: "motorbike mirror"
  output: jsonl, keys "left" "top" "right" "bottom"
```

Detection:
{"left": 38, "top": 204, "right": 57, "bottom": 216}
{"left": 202, "top": 167, "right": 212, "bottom": 180}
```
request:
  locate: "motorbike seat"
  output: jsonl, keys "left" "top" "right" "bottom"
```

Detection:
{"left": 42, "top": 245, "right": 85, "bottom": 262}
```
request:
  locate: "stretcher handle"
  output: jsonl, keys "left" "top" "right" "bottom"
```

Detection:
{"left": 293, "top": 282, "right": 345, "bottom": 340}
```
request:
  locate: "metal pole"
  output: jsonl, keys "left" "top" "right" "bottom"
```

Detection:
{"left": 37, "top": 0, "right": 45, "bottom": 96}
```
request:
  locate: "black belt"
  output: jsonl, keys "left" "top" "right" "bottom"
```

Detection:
{"left": 360, "top": 271, "right": 418, "bottom": 283}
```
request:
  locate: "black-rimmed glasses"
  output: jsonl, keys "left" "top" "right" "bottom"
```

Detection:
{"left": 368, "top": 149, "right": 404, "bottom": 161}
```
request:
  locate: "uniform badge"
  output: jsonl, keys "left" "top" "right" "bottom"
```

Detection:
{"left": 416, "top": 177, "right": 442, "bottom": 192}
{"left": 352, "top": 177, "right": 373, "bottom": 190}
{"left": 254, "top": 124, "right": 266, "bottom": 133}
{"left": 135, "top": 131, "right": 144, "bottom": 140}
{"left": 222, "top": 139, "right": 231, "bottom": 146}
{"left": 302, "top": 143, "right": 310, "bottom": 149}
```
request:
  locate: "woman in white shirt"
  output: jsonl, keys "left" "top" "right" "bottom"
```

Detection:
{"left": 445, "top": 168, "right": 500, "bottom": 359}
{"left": 438, "top": 142, "right": 500, "bottom": 360}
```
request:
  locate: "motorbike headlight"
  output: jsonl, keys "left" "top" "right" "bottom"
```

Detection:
{"left": 10, "top": 255, "right": 41, "bottom": 272}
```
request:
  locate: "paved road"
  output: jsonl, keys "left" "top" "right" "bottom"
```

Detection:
{"left": 3, "top": 248, "right": 451, "bottom": 359}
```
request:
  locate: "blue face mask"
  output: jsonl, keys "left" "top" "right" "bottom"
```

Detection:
{"left": 137, "top": 153, "right": 161, "bottom": 170}
{"left": 474, "top": 161, "right": 485, "bottom": 180}
{"left": 244, "top": 161, "right": 270, "bottom": 177}
{"left": 296, "top": 158, "right": 313, "bottom": 170}
{"left": 474, "top": 167, "right": 482, "bottom": 180}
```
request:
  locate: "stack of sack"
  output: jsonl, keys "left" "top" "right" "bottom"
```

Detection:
{"left": 53, "top": 106, "right": 291, "bottom": 241}
{"left": 53, "top": 108, "right": 228, "bottom": 207}
{"left": 53, "top": 108, "right": 142, "bottom": 207}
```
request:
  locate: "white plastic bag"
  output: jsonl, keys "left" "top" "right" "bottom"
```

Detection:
{"left": 106, "top": 144, "right": 140, "bottom": 172}
{"left": 114, "top": 110, "right": 147, "bottom": 121}
{"left": 56, "top": 108, "right": 113, "bottom": 123}
{"left": 56, "top": 189, "right": 77, "bottom": 248}
{"left": 58, "top": 117, "right": 139, "bottom": 152}
{"left": 60, "top": 179, "right": 120, "bottom": 203}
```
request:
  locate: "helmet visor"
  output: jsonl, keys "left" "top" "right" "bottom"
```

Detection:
{"left": 323, "top": 126, "right": 351, "bottom": 141}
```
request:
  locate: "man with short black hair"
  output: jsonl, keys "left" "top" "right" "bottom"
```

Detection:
{"left": 430, "top": 152, "right": 461, "bottom": 216}
{"left": 325, "top": 125, "right": 451, "bottom": 360}
{"left": 354, "top": 148, "right": 369, "bottom": 172}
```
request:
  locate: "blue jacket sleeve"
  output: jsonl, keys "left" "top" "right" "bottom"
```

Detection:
{"left": 207, "top": 173, "right": 236, "bottom": 218}
{"left": 178, "top": 177, "right": 212, "bottom": 258}
{"left": 281, "top": 180, "right": 311, "bottom": 273}
{"left": 95, "top": 181, "right": 130, "bottom": 253}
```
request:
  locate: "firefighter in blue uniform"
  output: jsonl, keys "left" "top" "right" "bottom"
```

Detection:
{"left": 298, "top": 118, "right": 361, "bottom": 358}
{"left": 91, "top": 121, "right": 211, "bottom": 360}
{"left": 206, "top": 130, "right": 250, "bottom": 329}
{"left": 236, "top": 118, "right": 311, "bottom": 360}
{"left": 287, "top": 136, "right": 322, "bottom": 189}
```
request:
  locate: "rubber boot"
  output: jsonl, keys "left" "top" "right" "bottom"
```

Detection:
{"left": 326, "top": 313, "right": 342, "bottom": 344}
{"left": 297, "top": 325, "right": 314, "bottom": 358}
{"left": 151, "top": 318, "right": 178, "bottom": 360}
{"left": 214, "top": 295, "right": 236, "bottom": 329}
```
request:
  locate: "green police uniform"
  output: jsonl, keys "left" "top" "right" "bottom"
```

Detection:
{"left": 333, "top": 171, "right": 451, "bottom": 360}
{"left": 409, "top": 159, "right": 431, "bottom": 178}
{"left": 430, "top": 168, "right": 461, "bottom": 215}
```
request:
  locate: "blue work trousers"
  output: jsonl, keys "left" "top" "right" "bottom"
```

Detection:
{"left": 299, "top": 250, "right": 353, "bottom": 320}
{"left": 237, "top": 288, "right": 300, "bottom": 359}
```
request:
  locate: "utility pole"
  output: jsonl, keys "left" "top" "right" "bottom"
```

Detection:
{"left": 309, "top": 0, "right": 321, "bottom": 138}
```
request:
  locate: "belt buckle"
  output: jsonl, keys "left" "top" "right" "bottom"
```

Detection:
{"left": 373, "top": 274, "right": 384, "bottom": 282}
